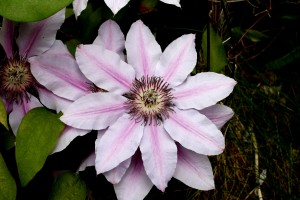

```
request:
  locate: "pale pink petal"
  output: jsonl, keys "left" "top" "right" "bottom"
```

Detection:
{"left": 72, "top": 0, "right": 88, "bottom": 19}
{"left": 125, "top": 20, "right": 161, "bottom": 78}
{"left": 104, "top": 158, "right": 131, "bottom": 184}
{"left": 155, "top": 34, "right": 196, "bottom": 87}
{"left": 160, "top": 0, "right": 181, "bottom": 7}
{"left": 77, "top": 130, "right": 105, "bottom": 172}
{"left": 52, "top": 126, "right": 90, "bottom": 153}
{"left": 95, "top": 114, "right": 144, "bottom": 173}
{"left": 60, "top": 93, "right": 127, "bottom": 130}
{"left": 76, "top": 44, "right": 134, "bottom": 94}
{"left": 9, "top": 95, "right": 42, "bottom": 134}
{"left": 173, "top": 144, "right": 215, "bottom": 190}
{"left": 1, "top": 97, "right": 13, "bottom": 114}
{"left": 30, "top": 40, "right": 90, "bottom": 101}
{"left": 37, "top": 87, "right": 72, "bottom": 113}
{"left": 104, "top": 0, "right": 130, "bottom": 15}
{"left": 140, "top": 124, "right": 177, "bottom": 191}
{"left": 0, "top": 18, "right": 14, "bottom": 58}
{"left": 173, "top": 72, "right": 237, "bottom": 110}
{"left": 114, "top": 151, "right": 153, "bottom": 200}
{"left": 16, "top": 9, "right": 65, "bottom": 58}
{"left": 199, "top": 104, "right": 234, "bottom": 129}
{"left": 164, "top": 107, "right": 225, "bottom": 155}
{"left": 93, "top": 19, "right": 125, "bottom": 59}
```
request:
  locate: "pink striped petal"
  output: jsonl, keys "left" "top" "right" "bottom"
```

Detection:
{"left": 104, "top": 0, "right": 130, "bottom": 15}
{"left": 160, "top": 0, "right": 181, "bottom": 7}
{"left": 173, "top": 72, "right": 237, "bottom": 110}
{"left": 199, "top": 104, "right": 234, "bottom": 129}
{"left": 16, "top": 9, "right": 65, "bottom": 58}
{"left": 140, "top": 124, "right": 177, "bottom": 191}
{"left": 9, "top": 95, "right": 42, "bottom": 134}
{"left": 155, "top": 34, "right": 196, "bottom": 87}
{"left": 95, "top": 114, "right": 144, "bottom": 173}
{"left": 104, "top": 158, "right": 131, "bottom": 184}
{"left": 30, "top": 40, "right": 90, "bottom": 101}
{"left": 76, "top": 44, "right": 134, "bottom": 94}
{"left": 114, "top": 151, "right": 153, "bottom": 200}
{"left": 52, "top": 126, "right": 90, "bottom": 153}
{"left": 72, "top": 0, "right": 88, "bottom": 19}
{"left": 173, "top": 144, "right": 215, "bottom": 190}
{"left": 164, "top": 107, "right": 225, "bottom": 155}
{"left": 93, "top": 19, "right": 125, "bottom": 58}
{"left": 0, "top": 18, "right": 14, "bottom": 58}
{"left": 125, "top": 20, "right": 161, "bottom": 78}
{"left": 60, "top": 93, "right": 127, "bottom": 130}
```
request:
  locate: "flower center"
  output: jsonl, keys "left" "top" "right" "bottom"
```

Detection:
{"left": 0, "top": 57, "right": 35, "bottom": 103}
{"left": 124, "top": 76, "right": 174, "bottom": 125}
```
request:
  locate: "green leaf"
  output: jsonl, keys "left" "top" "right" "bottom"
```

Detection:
{"left": 202, "top": 23, "right": 228, "bottom": 72}
{"left": 0, "top": 153, "right": 17, "bottom": 200}
{"left": 49, "top": 172, "right": 87, "bottom": 200}
{"left": 0, "top": 98, "right": 9, "bottom": 130}
{"left": 16, "top": 107, "right": 65, "bottom": 186}
{"left": 0, "top": 0, "right": 74, "bottom": 22}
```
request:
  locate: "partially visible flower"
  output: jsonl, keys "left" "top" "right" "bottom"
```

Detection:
{"left": 72, "top": 0, "right": 180, "bottom": 18}
{"left": 0, "top": 9, "right": 65, "bottom": 134}
{"left": 61, "top": 19, "right": 236, "bottom": 199}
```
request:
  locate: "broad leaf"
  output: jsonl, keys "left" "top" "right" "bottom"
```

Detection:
{"left": 16, "top": 107, "right": 65, "bottom": 186}
{"left": 49, "top": 172, "right": 87, "bottom": 200}
{"left": 0, "top": 0, "right": 73, "bottom": 22}
{"left": 0, "top": 153, "right": 17, "bottom": 200}
{"left": 202, "top": 23, "right": 228, "bottom": 72}
{"left": 0, "top": 98, "right": 9, "bottom": 130}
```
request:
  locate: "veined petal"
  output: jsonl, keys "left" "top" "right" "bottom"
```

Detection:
{"left": 104, "top": 158, "right": 131, "bottom": 184}
{"left": 95, "top": 113, "right": 144, "bottom": 173}
{"left": 104, "top": 0, "right": 130, "bottom": 15}
{"left": 30, "top": 40, "right": 90, "bottom": 101}
{"left": 93, "top": 19, "right": 125, "bottom": 58}
{"left": 60, "top": 93, "right": 127, "bottom": 130}
{"left": 76, "top": 44, "right": 134, "bottom": 94}
{"left": 173, "top": 72, "right": 237, "bottom": 110}
{"left": 52, "top": 126, "right": 90, "bottom": 153}
{"left": 160, "top": 0, "right": 181, "bottom": 7}
{"left": 9, "top": 95, "right": 42, "bottom": 134}
{"left": 72, "top": 0, "right": 88, "bottom": 19}
{"left": 0, "top": 18, "right": 14, "bottom": 58}
{"left": 114, "top": 150, "right": 153, "bottom": 200}
{"left": 125, "top": 20, "right": 161, "bottom": 78}
{"left": 164, "top": 107, "right": 225, "bottom": 155}
{"left": 174, "top": 144, "right": 215, "bottom": 190}
{"left": 140, "top": 124, "right": 177, "bottom": 191}
{"left": 199, "top": 104, "right": 234, "bottom": 129}
{"left": 155, "top": 34, "right": 196, "bottom": 87}
{"left": 37, "top": 87, "right": 72, "bottom": 113}
{"left": 16, "top": 9, "right": 65, "bottom": 58}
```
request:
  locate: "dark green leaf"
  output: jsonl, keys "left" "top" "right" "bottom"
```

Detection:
{"left": 0, "top": 98, "right": 9, "bottom": 130}
{"left": 0, "top": 0, "right": 73, "bottom": 22}
{"left": 16, "top": 107, "right": 65, "bottom": 186}
{"left": 49, "top": 172, "right": 87, "bottom": 200}
{"left": 0, "top": 153, "right": 17, "bottom": 200}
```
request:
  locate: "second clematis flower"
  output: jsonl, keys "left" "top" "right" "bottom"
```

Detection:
{"left": 61, "top": 19, "right": 237, "bottom": 198}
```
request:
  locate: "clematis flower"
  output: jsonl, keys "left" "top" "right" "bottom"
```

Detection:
{"left": 0, "top": 9, "right": 65, "bottom": 134}
{"left": 72, "top": 0, "right": 180, "bottom": 18}
{"left": 61, "top": 19, "right": 236, "bottom": 198}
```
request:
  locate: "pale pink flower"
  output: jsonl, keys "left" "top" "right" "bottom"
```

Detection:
{"left": 61, "top": 19, "right": 236, "bottom": 198}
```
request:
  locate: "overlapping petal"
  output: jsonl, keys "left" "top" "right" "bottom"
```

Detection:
{"left": 104, "top": 0, "right": 130, "bottom": 15}
{"left": 164, "top": 107, "right": 225, "bottom": 155}
{"left": 95, "top": 113, "right": 144, "bottom": 173}
{"left": 125, "top": 20, "right": 161, "bottom": 78}
{"left": 16, "top": 9, "right": 65, "bottom": 58}
{"left": 155, "top": 34, "right": 197, "bottom": 87}
{"left": 0, "top": 18, "right": 14, "bottom": 58}
{"left": 76, "top": 44, "right": 134, "bottom": 94}
{"left": 104, "top": 158, "right": 131, "bottom": 184}
{"left": 60, "top": 92, "right": 127, "bottom": 130}
{"left": 173, "top": 72, "right": 237, "bottom": 110}
{"left": 160, "top": 0, "right": 181, "bottom": 7}
{"left": 140, "top": 124, "right": 177, "bottom": 191}
{"left": 72, "top": 0, "right": 89, "bottom": 19}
